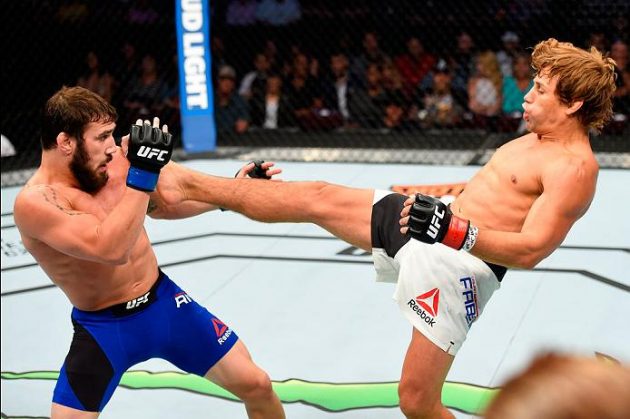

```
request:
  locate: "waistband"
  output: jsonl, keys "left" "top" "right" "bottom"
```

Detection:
{"left": 484, "top": 261, "right": 507, "bottom": 282}
{"left": 76, "top": 269, "right": 166, "bottom": 317}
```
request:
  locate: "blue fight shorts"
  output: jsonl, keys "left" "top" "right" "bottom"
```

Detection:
{"left": 52, "top": 270, "right": 238, "bottom": 412}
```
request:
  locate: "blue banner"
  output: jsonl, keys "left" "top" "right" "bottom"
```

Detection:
{"left": 175, "top": 0, "right": 216, "bottom": 153}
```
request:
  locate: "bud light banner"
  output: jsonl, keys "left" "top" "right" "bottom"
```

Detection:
{"left": 175, "top": 0, "right": 216, "bottom": 153}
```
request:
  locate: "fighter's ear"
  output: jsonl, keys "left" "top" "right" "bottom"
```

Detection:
{"left": 565, "top": 100, "right": 583, "bottom": 116}
{"left": 57, "top": 132, "right": 74, "bottom": 156}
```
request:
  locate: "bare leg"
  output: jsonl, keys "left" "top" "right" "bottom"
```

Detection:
{"left": 398, "top": 329, "right": 455, "bottom": 419}
{"left": 184, "top": 173, "right": 375, "bottom": 252}
{"left": 204, "top": 340, "right": 285, "bottom": 419}
{"left": 51, "top": 403, "right": 99, "bottom": 418}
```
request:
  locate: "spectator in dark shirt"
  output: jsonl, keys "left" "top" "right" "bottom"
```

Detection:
{"left": 250, "top": 74, "right": 294, "bottom": 129}
{"left": 239, "top": 53, "right": 271, "bottom": 102}
{"left": 122, "top": 54, "right": 168, "bottom": 121}
{"left": 450, "top": 31, "right": 476, "bottom": 109}
{"left": 381, "top": 61, "right": 406, "bottom": 106}
{"left": 214, "top": 65, "right": 250, "bottom": 134}
{"left": 286, "top": 53, "right": 319, "bottom": 119}
{"left": 76, "top": 51, "right": 115, "bottom": 103}
{"left": 611, "top": 40, "right": 628, "bottom": 115}
{"left": 351, "top": 63, "right": 387, "bottom": 128}
{"left": 322, "top": 52, "right": 361, "bottom": 124}
{"left": 111, "top": 41, "right": 140, "bottom": 109}
{"left": 382, "top": 94, "right": 415, "bottom": 132}
{"left": 351, "top": 31, "right": 391, "bottom": 84}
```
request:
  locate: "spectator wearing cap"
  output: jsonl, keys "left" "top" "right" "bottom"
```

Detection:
{"left": 214, "top": 65, "right": 250, "bottom": 134}
{"left": 418, "top": 61, "right": 463, "bottom": 128}
{"left": 497, "top": 31, "right": 522, "bottom": 77}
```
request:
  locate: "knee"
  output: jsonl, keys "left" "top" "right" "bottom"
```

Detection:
{"left": 305, "top": 181, "right": 338, "bottom": 218}
{"left": 398, "top": 381, "right": 443, "bottom": 419}
{"left": 234, "top": 370, "right": 274, "bottom": 402}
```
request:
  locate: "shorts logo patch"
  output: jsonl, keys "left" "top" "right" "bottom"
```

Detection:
{"left": 211, "top": 318, "right": 233, "bottom": 345}
{"left": 460, "top": 277, "right": 479, "bottom": 327}
{"left": 416, "top": 288, "right": 440, "bottom": 317}
{"left": 174, "top": 292, "right": 192, "bottom": 308}
{"left": 407, "top": 287, "right": 440, "bottom": 327}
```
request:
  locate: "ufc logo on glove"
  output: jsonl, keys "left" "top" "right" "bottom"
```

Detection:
{"left": 136, "top": 146, "right": 169, "bottom": 162}
{"left": 126, "top": 120, "right": 174, "bottom": 192}
{"left": 427, "top": 206, "right": 445, "bottom": 239}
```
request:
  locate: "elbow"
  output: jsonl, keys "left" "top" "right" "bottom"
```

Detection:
{"left": 99, "top": 250, "right": 131, "bottom": 265}
{"left": 95, "top": 243, "right": 132, "bottom": 265}
{"left": 516, "top": 249, "right": 549, "bottom": 270}
{"left": 517, "top": 257, "right": 539, "bottom": 270}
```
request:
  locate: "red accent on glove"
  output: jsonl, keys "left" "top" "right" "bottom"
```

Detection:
{"left": 442, "top": 215, "right": 470, "bottom": 250}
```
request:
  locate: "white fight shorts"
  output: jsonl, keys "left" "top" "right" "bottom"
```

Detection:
{"left": 371, "top": 190, "right": 505, "bottom": 355}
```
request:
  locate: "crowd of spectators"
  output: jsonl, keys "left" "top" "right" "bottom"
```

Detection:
{"left": 60, "top": 0, "right": 628, "bottom": 137}
{"left": 206, "top": 28, "right": 629, "bottom": 135}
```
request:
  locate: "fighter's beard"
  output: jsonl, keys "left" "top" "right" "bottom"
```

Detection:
{"left": 70, "top": 140, "right": 109, "bottom": 193}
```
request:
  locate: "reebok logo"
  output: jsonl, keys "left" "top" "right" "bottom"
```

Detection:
{"left": 407, "top": 288, "right": 440, "bottom": 327}
{"left": 212, "top": 318, "right": 233, "bottom": 345}
{"left": 137, "top": 146, "right": 169, "bottom": 161}
{"left": 126, "top": 291, "right": 150, "bottom": 310}
{"left": 427, "top": 206, "right": 445, "bottom": 239}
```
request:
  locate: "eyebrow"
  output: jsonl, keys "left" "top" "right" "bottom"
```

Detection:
{"left": 97, "top": 129, "right": 115, "bottom": 137}
{"left": 533, "top": 78, "right": 549, "bottom": 88}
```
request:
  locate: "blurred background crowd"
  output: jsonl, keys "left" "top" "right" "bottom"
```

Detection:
{"left": 2, "top": 0, "right": 629, "bottom": 171}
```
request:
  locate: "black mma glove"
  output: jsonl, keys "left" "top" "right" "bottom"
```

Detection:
{"left": 235, "top": 160, "right": 272, "bottom": 179}
{"left": 407, "top": 193, "right": 473, "bottom": 250}
{"left": 126, "top": 123, "right": 173, "bottom": 192}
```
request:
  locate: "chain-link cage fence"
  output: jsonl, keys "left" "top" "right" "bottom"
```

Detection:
{"left": 2, "top": 0, "right": 629, "bottom": 186}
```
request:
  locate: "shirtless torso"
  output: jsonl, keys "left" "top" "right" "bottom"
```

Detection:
{"left": 14, "top": 146, "right": 157, "bottom": 311}
{"left": 454, "top": 132, "right": 598, "bottom": 232}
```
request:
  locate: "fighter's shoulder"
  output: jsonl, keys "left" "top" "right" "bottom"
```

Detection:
{"left": 15, "top": 183, "right": 71, "bottom": 211}
{"left": 548, "top": 145, "right": 598, "bottom": 179}
{"left": 542, "top": 150, "right": 598, "bottom": 196}
{"left": 496, "top": 133, "right": 534, "bottom": 151}
{"left": 13, "top": 183, "right": 73, "bottom": 231}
